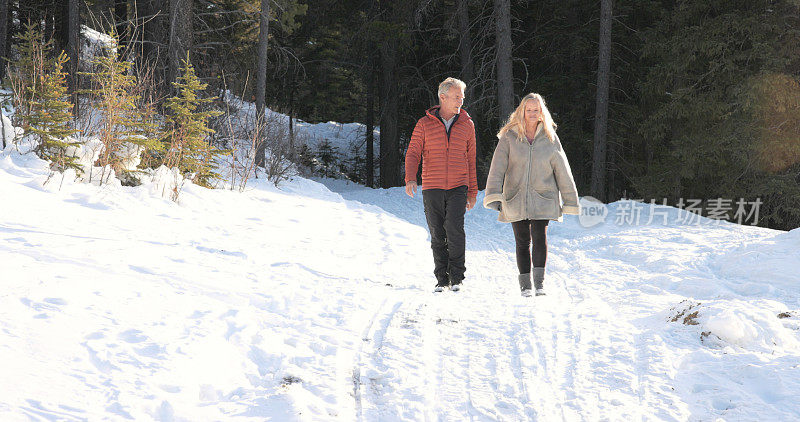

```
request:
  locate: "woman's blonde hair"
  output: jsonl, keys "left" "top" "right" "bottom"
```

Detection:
{"left": 497, "top": 93, "right": 557, "bottom": 142}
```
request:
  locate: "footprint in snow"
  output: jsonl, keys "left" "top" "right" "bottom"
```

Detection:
{"left": 119, "top": 329, "right": 148, "bottom": 343}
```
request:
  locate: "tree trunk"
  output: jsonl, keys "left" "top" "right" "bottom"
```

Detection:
{"left": 607, "top": 137, "right": 618, "bottom": 200}
{"left": 168, "top": 0, "right": 192, "bottom": 90}
{"left": 366, "top": 52, "right": 375, "bottom": 188}
{"left": 0, "top": 0, "right": 5, "bottom": 148}
{"left": 140, "top": 0, "right": 168, "bottom": 95}
{"left": 669, "top": 79, "right": 683, "bottom": 202}
{"left": 289, "top": 72, "right": 295, "bottom": 149}
{"left": 0, "top": 0, "right": 8, "bottom": 82}
{"left": 114, "top": 0, "right": 127, "bottom": 56}
{"left": 255, "top": 0, "right": 270, "bottom": 116}
{"left": 45, "top": 4, "right": 54, "bottom": 41}
{"left": 55, "top": 0, "right": 69, "bottom": 54}
{"left": 379, "top": 35, "right": 400, "bottom": 188}
{"left": 68, "top": 0, "right": 80, "bottom": 117}
{"left": 590, "top": 0, "right": 612, "bottom": 201}
{"left": 568, "top": 0, "right": 586, "bottom": 187}
{"left": 254, "top": 0, "right": 270, "bottom": 167}
{"left": 494, "top": 0, "right": 513, "bottom": 122}
{"left": 456, "top": 0, "right": 474, "bottom": 101}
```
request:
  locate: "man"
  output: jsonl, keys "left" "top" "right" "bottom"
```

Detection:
{"left": 404, "top": 77, "right": 478, "bottom": 293}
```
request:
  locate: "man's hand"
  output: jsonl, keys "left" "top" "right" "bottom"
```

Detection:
{"left": 466, "top": 197, "right": 476, "bottom": 210}
{"left": 405, "top": 181, "right": 418, "bottom": 198}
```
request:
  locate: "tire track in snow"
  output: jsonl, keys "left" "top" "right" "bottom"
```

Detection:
{"left": 551, "top": 259, "right": 649, "bottom": 420}
{"left": 353, "top": 296, "right": 403, "bottom": 421}
{"left": 530, "top": 271, "right": 583, "bottom": 421}
{"left": 429, "top": 298, "right": 469, "bottom": 421}
{"left": 529, "top": 316, "right": 568, "bottom": 421}
{"left": 508, "top": 308, "right": 539, "bottom": 421}
{"left": 513, "top": 269, "right": 579, "bottom": 422}
{"left": 463, "top": 329, "right": 499, "bottom": 421}
{"left": 516, "top": 305, "right": 566, "bottom": 421}
{"left": 420, "top": 297, "right": 441, "bottom": 422}
{"left": 464, "top": 314, "right": 521, "bottom": 421}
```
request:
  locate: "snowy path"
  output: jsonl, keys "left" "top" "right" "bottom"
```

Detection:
{"left": 2, "top": 152, "right": 800, "bottom": 420}
{"left": 325, "top": 178, "right": 799, "bottom": 422}
{"left": 342, "top": 237, "right": 678, "bottom": 421}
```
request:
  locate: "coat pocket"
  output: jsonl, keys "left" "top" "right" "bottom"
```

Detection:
{"left": 533, "top": 190, "right": 559, "bottom": 217}
{"left": 503, "top": 189, "right": 525, "bottom": 220}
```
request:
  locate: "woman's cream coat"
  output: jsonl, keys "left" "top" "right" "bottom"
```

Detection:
{"left": 483, "top": 127, "right": 580, "bottom": 222}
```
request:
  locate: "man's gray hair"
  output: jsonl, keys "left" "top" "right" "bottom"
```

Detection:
{"left": 438, "top": 77, "right": 467, "bottom": 97}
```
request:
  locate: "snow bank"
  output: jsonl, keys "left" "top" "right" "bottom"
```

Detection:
{"left": 218, "top": 91, "right": 379, "bottom": 182}
{"left": 220, "top": 91, "right": 379, "bottom": 156}
{"left": 295, "top": 119, "right": 379, "bottom": 155}
{"left": 711, "top": 227, "right": 800, "bottom": 297}
{"left": 701, "top": 302, "right": 799, "bottom": 352}
{"left": 1, "top": 111, "right": 183, "bottom": 199}
{"left": 1, "top": 113, "right": 21, "bottom": 149}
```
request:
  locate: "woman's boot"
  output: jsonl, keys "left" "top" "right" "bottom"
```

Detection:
{"left": 518, "top": 273, "right": 532, "bottom": 297}
{"left": 533, "top": 267, "right": 546, "bottom": 296}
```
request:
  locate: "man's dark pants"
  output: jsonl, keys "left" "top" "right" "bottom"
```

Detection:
{"left": 422, "top": 185, "right": 467, "bottom": 286}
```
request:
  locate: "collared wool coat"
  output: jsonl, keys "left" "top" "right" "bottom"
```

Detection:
{"left": 483, "top": 127, "right": 580, "bottom": 222}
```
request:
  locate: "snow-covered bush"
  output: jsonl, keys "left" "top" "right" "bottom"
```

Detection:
{"left": 148, "top": 165, "right": 185, "bottom": 201}
{"left": 82, "top": 31, "right": 160, "bottom": 185}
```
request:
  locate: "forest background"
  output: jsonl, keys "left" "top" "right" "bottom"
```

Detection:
{"left": 2, "top": 0, "right": 799, "bottom": 230}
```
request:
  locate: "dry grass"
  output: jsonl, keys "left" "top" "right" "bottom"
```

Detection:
{"left": 669, "top": 300, "right": 702, "bottom": 326}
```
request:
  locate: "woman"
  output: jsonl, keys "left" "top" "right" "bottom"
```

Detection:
{"left": 483, "top": 93, "right": 580, "bottom": 297}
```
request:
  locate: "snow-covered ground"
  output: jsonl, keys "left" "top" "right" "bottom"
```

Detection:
{"left": 2, "top": 139, "right": 800, "bottom": 421}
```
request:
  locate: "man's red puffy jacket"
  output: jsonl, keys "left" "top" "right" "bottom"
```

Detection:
{"left": 404, "top": 106, "right": 478, "bottom": 200}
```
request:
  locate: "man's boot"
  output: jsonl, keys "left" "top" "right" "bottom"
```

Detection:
{"left": 434, "top": 276, "right": 449, "bottom": 293}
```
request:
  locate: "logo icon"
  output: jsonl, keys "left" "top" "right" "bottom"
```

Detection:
{"left": 578, "top": 196, "right": 608, "bottom": 228}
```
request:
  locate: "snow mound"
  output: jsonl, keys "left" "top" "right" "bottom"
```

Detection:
{"left": 670, "top": 300, "right": 800, "bottom": 354}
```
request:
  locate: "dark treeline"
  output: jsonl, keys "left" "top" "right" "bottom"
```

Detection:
{"left": 3, "top": 0, "right": 800, "bottom": 230}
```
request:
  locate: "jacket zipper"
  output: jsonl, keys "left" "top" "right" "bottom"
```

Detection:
{"left": 525, "top": 140, "right": 533, "bottom": 217}
{"left": 433, "top": 111, "right": 461, "bottom": 190}
{"left": 438, "top": 115, "right": 454, "bottom": 189}
{"left": 445, "top": 121, "right": 449, "bottom": 188}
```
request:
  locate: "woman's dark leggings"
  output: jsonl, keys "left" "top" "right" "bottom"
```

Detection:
{"left": 511, "top": 219, "right": 549, "bottom": 274}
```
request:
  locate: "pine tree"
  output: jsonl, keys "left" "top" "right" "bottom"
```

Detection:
{"left": 8, "top": 22, "right": 49, "bottom": 132}
{"left": 8, "top": 22, "right": 80, "bottom": 173}
{"left": 83, "top": 31, "right": 160, "bottom": 184}
{"left": 315, "top": 139, "right": 338, "bottom": 178}
{"left": 162, "top": 54, "right": 225, "bottom": 188}
{"left": 633, "top": 0, "right": 800, "bottom": 229}
{"left": 28, "top": 51, "right": 81, "bottom": 173}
